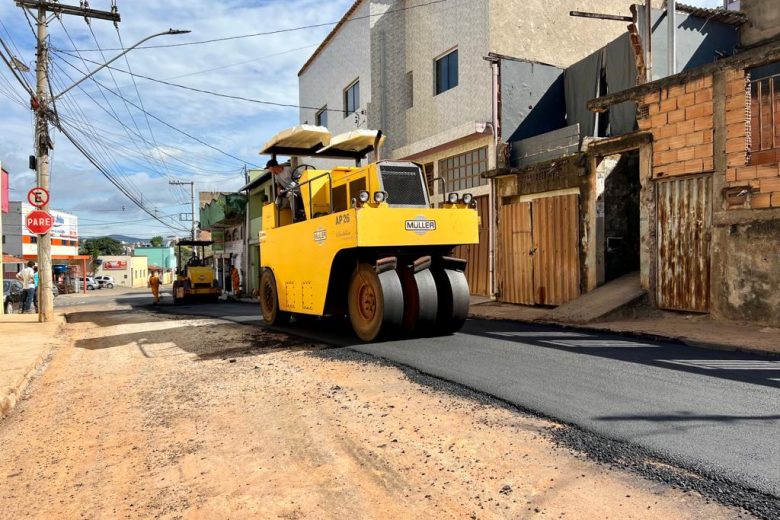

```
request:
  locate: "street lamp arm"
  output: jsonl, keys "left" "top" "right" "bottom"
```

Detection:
{"left": 52, "top": 29, "right": 190, "bottom": 101}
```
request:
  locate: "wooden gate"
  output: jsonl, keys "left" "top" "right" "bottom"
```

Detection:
{"left": 499, "top": 194, "right": 580, "bottom": 306}
{"left": 452, "top": 195, "right": 490, "bottom": 296}
{"left": 498, "top": 202, "right": 534, "bottom": 304}
{"left": 656, "top": 175, "right": 712, "bottom": 312}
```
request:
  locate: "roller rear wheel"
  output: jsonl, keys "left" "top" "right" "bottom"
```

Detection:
{"left": 432, "top": 267, "right": 470, "bottom": 334}
{"left": 260, "top": 269, "right": 290, "bottom": 325}
{"left": 348, "top": 263, "right": 403, "bottom": 342}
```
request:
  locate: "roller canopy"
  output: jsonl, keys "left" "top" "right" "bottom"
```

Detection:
{"left": 260, "top": 126, "right": 383, "bottom": 160}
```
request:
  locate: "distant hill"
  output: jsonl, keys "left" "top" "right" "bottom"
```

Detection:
{"left": 81, "top": 234, "right": 149, "bottom": 244}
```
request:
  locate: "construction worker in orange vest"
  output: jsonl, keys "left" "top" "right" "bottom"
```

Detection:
{"left": 148, "top": 271, "right": 161, "bottom": 304}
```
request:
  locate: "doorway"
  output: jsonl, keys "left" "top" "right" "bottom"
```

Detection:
{"left": 601, "top": 151, "right": 640, "bottom": 283}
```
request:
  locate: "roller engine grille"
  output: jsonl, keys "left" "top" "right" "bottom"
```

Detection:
{"left": 378, "top": 164, "right": 428, "bottom": 206}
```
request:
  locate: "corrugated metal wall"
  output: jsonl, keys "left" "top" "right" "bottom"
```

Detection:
{"left": 498, "top": 202, "right": 534, "bottom": 304}
{"left": 452, "top": 195, "right": 490, "bottom": 296}
{"left": 498, "top": 194, "right": 580, "bottom": 306}
{"left": 532, "top": 194, "right": 581, "bottom": 305}
{"left": 656, "top": 175, "right": 712, "bottom": 312}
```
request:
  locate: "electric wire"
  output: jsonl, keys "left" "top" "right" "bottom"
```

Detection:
{"left": 67, "top": 43, "right": 318, "bottom": 100}
{"left": 55, "top": 0, "right": 449, "bottom": 52}
{"left": 54, "top": 50, "right": 258, "bottom": 166}
{"left": 86, "top": 23, "right": 186, "bottom": 206}
{"left": 115, "top": 26, "right": 186, "bottom": 203}
{"left": 52, "top": 48, "right": 360, "bottom": 114}
{"left": 50, "top": 63, "right": 246, "bottom": 179}
{"left": 56, "top": 19, "right": 150, "bottom": 203}
{"left": 48, "top": 63, "right": 187, "bottom": 230}
{"left": 57, "top": 122, "right": 190, "bottom": 232}
{"left": 49, "top": 64, "right": 151, "bottom": 207}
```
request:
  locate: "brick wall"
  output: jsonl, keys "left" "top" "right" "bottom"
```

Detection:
{"left": 639, "top": 65, "right": 780, "bottom": 210}
{"left": 723, "top": 68, "right": 780, "bottom": 209}
{"left": 638, "top": 75, "right": 715, "bottom": 178}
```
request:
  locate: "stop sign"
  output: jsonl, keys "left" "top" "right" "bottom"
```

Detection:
{"left": 26, "top": 210, "right": 53, "bottom": 235}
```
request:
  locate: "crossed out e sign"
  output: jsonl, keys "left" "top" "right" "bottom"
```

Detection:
{"left": 27, "top": 187, "right": 49, "bottom": 208}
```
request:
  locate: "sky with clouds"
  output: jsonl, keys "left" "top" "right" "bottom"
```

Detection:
{"left": 0, "top": 0, "right": 724, "bottom": 239}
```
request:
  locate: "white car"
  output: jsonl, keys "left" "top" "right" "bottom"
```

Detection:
{"left": 77, "top": 277, "right": 100, "bottom": 290}
{"left": 94, "top": 275, "right": 115, "bottom": 289}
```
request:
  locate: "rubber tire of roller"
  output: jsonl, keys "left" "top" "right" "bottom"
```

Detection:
{"left": 433, "top": 268, "right": 469, "bottom": 334}
{"left": 399, "top": 267, "right": 438, "bottom": 336}
{"left": 259, "top": 269, "right": 290, "bottom": 325}
{"left": 348, "top": 263, "right": 403, "bottom": 342}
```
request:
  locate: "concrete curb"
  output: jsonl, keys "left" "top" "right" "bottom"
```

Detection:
{"left": 0, "top": 315, "right": 67, "bottom": 419}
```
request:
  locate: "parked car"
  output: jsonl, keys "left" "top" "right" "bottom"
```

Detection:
{"left": 2, "top": 280, "right": 55, "bottom": 313}
{"left": 3, "top": 280, "right": 22, "bottom": 313}
{"left": 77, "top": 277, "right": 100, "bottom": 291}
{"left": 94, "top": 275, "right": 115, "bottom": 289}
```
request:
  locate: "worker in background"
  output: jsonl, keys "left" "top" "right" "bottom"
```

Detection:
{"left": 148, "top": 270, "right": 161, "bottom": 304}
{"left": 230, "top": 264, "right": 241, "bottom": 299}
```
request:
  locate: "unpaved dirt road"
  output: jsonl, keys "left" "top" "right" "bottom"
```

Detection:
{"left": 0, "top": 303, "right": 747, "bottom": 518}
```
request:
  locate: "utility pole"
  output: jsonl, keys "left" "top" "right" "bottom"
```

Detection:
{"left": 16, "top": 0, "right": 120, "bottom": 322}
{"left": 170, "top": 180, "right": 195, "bottom": 240}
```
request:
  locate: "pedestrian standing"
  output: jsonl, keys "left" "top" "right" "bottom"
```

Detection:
{"left": 230, "top": 265, "right": 241, "bottom": 299}
{"left": 15, "top": 261, "right": 35, "bottom": 313}
{"left": 32, "top": 266, "right": 39, "bottom": 313}
{"left": 148, "top": 271, "right": 161, "bottom": 304}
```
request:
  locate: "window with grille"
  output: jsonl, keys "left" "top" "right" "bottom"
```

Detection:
{"left": 435, "top": 49, "right": 458, "bottom": 95}
{"left": 315, "top": 106, "right": 328, "bottom": 128}
{"left": 438, "top": 147, "right": 488, "bottom": 192}
{"left": 749, "top": 63, "right": 780, "bottom": 165}
{"left": 423, "top": 162, "right": 434, "bottom": 195}
{"left": 344, "top": 80, "right": 359, "bottom": 117}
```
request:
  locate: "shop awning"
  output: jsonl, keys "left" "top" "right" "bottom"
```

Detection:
{"left": 2, "top": 254, "right": 25, "bottom": 264}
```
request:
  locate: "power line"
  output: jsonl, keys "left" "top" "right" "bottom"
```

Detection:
{"left": 56, "top": 43, "right": 317, "bottom": 101}
{"left": 55, "top": 19, "right": 150, "bottom": 203}
{"left": 56, "top": 122, "right": 190, "bottom": 232}
{"left": 53, "top": 0, "right": 449, "bottom": 52}
{"left": 53, "top": 51, "right": 260, "bottom": 165}
{"left": 52, "top": 48, "right": 353, "bottom": 114}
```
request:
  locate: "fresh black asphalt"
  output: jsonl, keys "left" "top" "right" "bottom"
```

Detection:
{"left": 63, "top": 292, "right": 780, "bottom": 509}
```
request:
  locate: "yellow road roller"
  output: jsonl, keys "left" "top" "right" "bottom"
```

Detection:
{"left": 172, "top": 240, "right": 222, "bottom": 304}
{"left": 258, "top": 126, "right": 479, "bottom": 341}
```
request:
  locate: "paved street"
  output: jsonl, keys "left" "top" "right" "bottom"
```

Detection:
{"left": 88, "top": 289, "right": 780, "bottom": 503}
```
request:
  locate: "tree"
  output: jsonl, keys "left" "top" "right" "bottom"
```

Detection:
{"left": 150, "top": 235, "right": 163, "bottom": 247}
{"left": 79, "top": 237, "right": 124, "bottom": 259}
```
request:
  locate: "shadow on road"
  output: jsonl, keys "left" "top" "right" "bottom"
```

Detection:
{"left": 460, "top": 319, "right": 780, "bottom": 389}
{"left": 67, "top": 308, "right": 324, "bottom": 361}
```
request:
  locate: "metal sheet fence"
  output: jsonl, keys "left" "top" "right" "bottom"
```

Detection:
{"left": 656, "top": 175, "right": 712, "bottom": 312}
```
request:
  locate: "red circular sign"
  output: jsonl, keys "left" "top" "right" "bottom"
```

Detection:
{"left": 27, "top": 187, "right": 49, "bottom": 208}
{"left": 26, "top": 210, "right": 53, "bottom": 235}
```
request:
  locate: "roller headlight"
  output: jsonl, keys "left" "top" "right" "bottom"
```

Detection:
{"left": 461, "top": 193, "right": 474, "bottom": 205}
{"left": 447, "top": 192, "right": 459, "bottom": 204}
{"left": 373, "top": 191, "right": 388, "bottom": 203}
{"left": 357, "top": 190, "right": 370, "bottom": 203}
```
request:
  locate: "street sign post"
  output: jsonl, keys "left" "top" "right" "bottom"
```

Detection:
{"left": 26, "top": 209, "right": 53, "bottom": 235}
{"left": 27, "top": 186, "right": 49, "bottom": 208}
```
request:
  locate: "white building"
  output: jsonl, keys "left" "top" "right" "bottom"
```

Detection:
{"left": 95, "top": 255, "right": 148, "bottom": 288}
{"left": 2, "top": 201, "right": 79, "bottom": 258}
